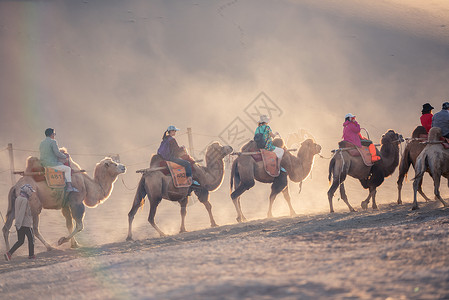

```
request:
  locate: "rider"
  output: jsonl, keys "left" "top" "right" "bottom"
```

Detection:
{"left": 157, "top": 125, "right": 193, "bottom": 185}
{"left": 39, "top": 128, "right": 78, "bottom": 192}
{"left": 420, "top": 103, "right": 434, "bottom": 133}
{"left": 431, "top": 102, "right": 449, "bottom": 139}
{"left": 342, "top": 113, "right": 381, "bottom": 162}
{"left": 255, "top": 115, "right": 284, "bottom": 161}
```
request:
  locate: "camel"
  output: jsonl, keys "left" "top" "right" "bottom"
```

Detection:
{"left": 327, "top": 130, "right": 402, "bottom": 213}
{"left": 397, "top": 126, "right": 430, "bottom": 204}
{"left": 126, "top": 142, "right": 233, "bottom": 239}
{"left": 2, "top": 156, "right": 126, "bottom": 251}
{"left": 230, "top": 138, "right": 322, "bottom": 222}
{"left": 412, "top": 127, "right": 449, "bottom": 210}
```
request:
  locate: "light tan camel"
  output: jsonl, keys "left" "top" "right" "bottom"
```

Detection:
{"left": 397, "top": 126, "right": 430, "bottom": 204}
{"left": 328, "top": 130, "right": 402, "bottom": 212}
{"left": 2, "top": 157, "right": 126, "bottom": 251}
{"left": 230, "top": 138, "right": 322, "bottom": 222}
{"left": 412, "top": 127, "right": 449, "bottom": 210}
{"left": 126, "top": 142, "right": 233, "bottom": 239}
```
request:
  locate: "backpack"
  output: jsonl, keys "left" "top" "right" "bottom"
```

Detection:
{"left": 157, "top": 137, "right": 172, "bottom": 160}
{"left": 254, "top": 126, "right": 268, "bottom": 149}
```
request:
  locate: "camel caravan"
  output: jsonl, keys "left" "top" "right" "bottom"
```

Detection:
{"left": 4, "top": 103, "right": 449, "bottom": 258}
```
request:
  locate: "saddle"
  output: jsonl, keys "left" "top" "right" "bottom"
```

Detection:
{"left": 338, "top": 141, "right": 373, "bottom": 167}
{"left": 157, "top": 154, "right": 196, "bottom": 188}
{"left": 244, "top": 144, "right": 280, "bottom": 177}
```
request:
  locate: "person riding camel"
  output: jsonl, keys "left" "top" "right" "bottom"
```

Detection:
{"left": 420, "top": 103, "right": 434, "bottom": 133}
{"left": 39, "top": 128, "right": 78, "bottom": 192}
{"left": 254, "top": 115, "right": 284, "bottom": 162}
{"left": 431, "top": 102, "right": 449, "bottom": 139}
{"left": 342, "top": 113, "right": 381, "bottom": 162}
{"left": 157, "top": 125, "right": 194, "bottom": 185}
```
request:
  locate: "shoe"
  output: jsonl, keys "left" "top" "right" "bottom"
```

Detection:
{"left": 4, "top": 252, "right": 11, "bottom": 261}
{"left": 28, "top": 255, "right": 36, "bottom": 259}
{"left": 371, "top": 156, "right": 381, "bottom": 162}
{"left": 66, "top": 183, "right": 79, "bottom": 193}
{"left": 192, "top": 180, "right": 200, "bottom": 186}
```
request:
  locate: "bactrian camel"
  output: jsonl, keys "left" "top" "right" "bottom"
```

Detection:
{"left": 328, "top": 130, "right": 402, "bottom": 213}
{"left": 3, "top": 156, "right": 126, "bottom": 251}
{"left": 412, "top": 127, "right": 449, "bottom": 210}
{"left": 230, "top": 138, "right": 322, "bottom": 222}
{"left": 127, "top": 142, "right": 233, "bottom": 239}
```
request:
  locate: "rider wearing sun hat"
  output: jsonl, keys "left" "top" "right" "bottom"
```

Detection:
{"left": 157, "top": 125, "right": 193, "bottom": 183}
{"left": 255, "top": 115, "right": 284, "bottom": 161}
{"left": 420, "top": 103, "right": 434, "bottom": 133}
{"left": 342, "top": 113, "right": 380, "bottom": 162}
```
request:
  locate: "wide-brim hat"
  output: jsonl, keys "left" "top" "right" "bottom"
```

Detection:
{"left": 258, "top": 115, "right": 270, "bottom": 123}
{"left": 422, "top": 103, "right": 434, "bottom": 113}
{"left": 167, "top": 125, "right": 180, "bottom": 131}
{"left": 345, "top": 113, "right": 356, "bottom": 119}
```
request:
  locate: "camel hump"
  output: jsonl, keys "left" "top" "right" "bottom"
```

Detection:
{"left": 428, "top": 127, "right": 442, "bottom": 142}
{"left": 25, "top": 156, "right": 44, "bottom": 173}
{"left": 412, "top": 126, "right": 427, "bottom": 138}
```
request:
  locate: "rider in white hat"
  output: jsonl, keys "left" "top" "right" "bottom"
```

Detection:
{"left": 254, "top": 115, "right": 284, "bottom": 162}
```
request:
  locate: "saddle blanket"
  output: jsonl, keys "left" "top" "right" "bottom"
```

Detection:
{"left": 166, "top": 161, "right": 191, "bottom": 188}
{"left": 261, "top": 149, "right": 281, "bottom": 177}
{"left": 44, "top": 167, "right": 66, "bottom": 188}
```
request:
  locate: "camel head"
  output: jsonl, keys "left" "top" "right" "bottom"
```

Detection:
{"left": 428, "top": 127, "right": 442, "bottom": 142}
{"left": 206, "top": 142, "right": 233, "bottom": 161}
{"left": 299, "top": 139, "right": 322, "bottom": 156}
{"left": 94, "top": 157, "right": 126, "bottom": 181}
{"left": 381, "top": 130, "right": 403, "bottom": 146}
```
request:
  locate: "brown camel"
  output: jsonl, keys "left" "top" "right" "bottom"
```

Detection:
{"left": 327, "top": 130, "right": 402, "bottom": 213}
{"left": 412, "top": 127, "right": 449, "bottom": 210}
{"left": 230, "top": 138, "right": 322, "bottom": 222}
{"left": 2, "top": 156, "right": 126, "bottom": 251}
{"left": 397, "top": 126, "right": 430, "bottom": 204}
{"left": 126, "top": 142, "right": 233, "bottom": 239}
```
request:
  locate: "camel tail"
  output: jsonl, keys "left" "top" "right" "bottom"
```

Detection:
{"left": 328, "top": 156, "right": 336, "bottom": 183}
{"left": 230, "top": 160, "right": 238, "bottom": 192}
{"left": 398, "top": 145, "right": 412, "bottom": 181}
{"left": 412, "top": 153, "right": 429, "bottom": 181}
{"left": 135, "top": 176, "right": 147, "bottom": 209}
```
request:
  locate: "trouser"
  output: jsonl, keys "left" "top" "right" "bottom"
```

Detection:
{"left": 273, "top": 147, "right": 285, "bottom": 160}
{"left": 51, "top": 165, "right": 72, "bottom": 182}
{"left": 170, "top": 157, "right": 192, "bottom": 177}
{"left": 9, "top": 226, "right": 34, "bottom": 257}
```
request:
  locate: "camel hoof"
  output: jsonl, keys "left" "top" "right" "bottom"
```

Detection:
{"left": 126, "top": 236, "right": 133, "bottom": 241}
{"left": 411, "top": 206, "right": 419, "bottom": 211}
{"left": 58, "top": 237, "right": 69, "bottom": 246}
{"left": 211, "top": 223, "right": 219, "bottom": 228}
{"left": 71, "top": 242, "right": 81, "bottom": 249}
{"left": 372, "top": 205, "right": 378, "bottom": 210}
{"left": 397, "top": 200, "right": 402, "bottom": 205}
{"left": 46, "top": 246, "right": 55, "bottom": 252}
{"left": 361, "top": 202, "right": 368, "bottom": 210}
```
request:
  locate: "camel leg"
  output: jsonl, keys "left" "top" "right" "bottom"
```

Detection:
{"left": 418, "top": 183, "right": 431, "bottom": 202}
{"left": 196, "top": 189, "right": 218, "bottom": 227}
{"left": 32, "top": 213, "right": 54, "bottom": 251}
{"left": 371, "top": 189, "right": 378, "bottom": 210}
{"left": 281, "top": 186, "right": 297, "bottom": 217}
{"left": 432, "top": 175, "right": 449, "bottom": 207}
{"left": 2, "top": 213, "right": 14, "bottom": 252}
{"left": 327, "top": 179, "right": 340, "bottom": 213}
{"left": 412, "top": 174, "right": 423, "bottom": 210}
{"left": 58, "top": 202, "right": 85, "bottom": 246}
{"left": 148, "top": 197, "right": 165, "bottom": 237}
{"left": 231, "top": 178, "right": 253, "bottom": 223}
{"left": 267, "top": 172, "right": 289, "bottom": 218}
{"left": 179, "top": 197, "right": 188, "bottom": 233}
{"left": 339, "top": 183, "right": 356, "bottom": 212}
{"left": 361, "top": 189, "right": 373, "bottom": 210}
{"left": 61, "top": 206, "right": 80, "bottom": 248}
{"left": 232, "top": 196, "right": 247, "bottom": 223}
{"left": 127, "top": 191, "right": 146, "bottom": 241}
{"left": 397, "top": 173, "right": 405, "bottom": 205}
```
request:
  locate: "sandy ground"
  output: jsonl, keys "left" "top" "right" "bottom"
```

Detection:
{"left": 0, "top": 199, "right": 448, "bottom": 300}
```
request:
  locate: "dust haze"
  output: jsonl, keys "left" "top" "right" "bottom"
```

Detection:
{"left": 1, "top": 0, "right": 449, "bottom": 251}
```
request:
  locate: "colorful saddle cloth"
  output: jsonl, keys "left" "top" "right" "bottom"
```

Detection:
{"left": 166, "top": 161, "right": 191, "bottom": 188}
{"left": 260, "top": 149, "right": 281, "bottom": 177}
{"left": 338, "top": 141, "right": 373, "bottom": 167}
{"left": 44, "top": 167, "right": 66, "bottom": 188}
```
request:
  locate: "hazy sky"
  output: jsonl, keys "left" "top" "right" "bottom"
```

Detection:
{"left": 1, "top": 0, "right": 448, "bottom": 193}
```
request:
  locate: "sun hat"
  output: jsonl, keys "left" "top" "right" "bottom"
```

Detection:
{"left": 167, "top": 125, "right": 180, "bottom": 131}
{"left": 345, "top": 113, "right": 356, "bottom": 119}
{"left": 20, "top": 184, "right": 35, "bottom": 197}
{"left": 421, "top": 103, "right": 434, "bottom": 113}
{"left": 258, "top": 115, "right": 270, "bottom": 124}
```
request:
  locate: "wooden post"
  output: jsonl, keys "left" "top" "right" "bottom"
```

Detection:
{"left": 187, "top": 127, "right": 195, "bottom": 158}
{"left": 7, "top": 143, "right": 16, "bottom": 185}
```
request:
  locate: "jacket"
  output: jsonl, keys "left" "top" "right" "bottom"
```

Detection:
{"left": 39, "top": 137, "right": 67, "bottom": 167}
{"left": 432, "top": 110, "right": 449, "bottom": 137}
{"left": 420, "top": 113, "right": 433, "bottom": 133}
{"left": 342, "top": 120, "right": 362, "bottom": 147}
{"left": 15, "top": 195, "right": 33, "bottom": 229}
